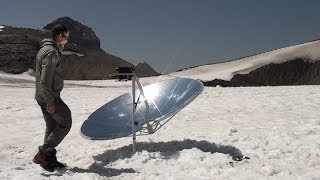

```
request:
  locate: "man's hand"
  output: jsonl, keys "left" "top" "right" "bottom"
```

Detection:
{"left": 46, "top": 101, "right": 56, "bottom": 114}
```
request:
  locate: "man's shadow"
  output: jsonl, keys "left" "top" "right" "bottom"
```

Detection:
{"left": 65, "top": 139, "right": 243, "bottom": 177}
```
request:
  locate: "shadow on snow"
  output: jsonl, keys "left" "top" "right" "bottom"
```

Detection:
{"left": 48, "top": 139, "right": 243, "bottom": 177}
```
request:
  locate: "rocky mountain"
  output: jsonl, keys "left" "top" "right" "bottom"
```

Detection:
{"left": 44, "top": 17, "right": 101, "bottom": 50}
{"left": 0, "top": 26, "right": 46, "bottom": 74}
{"left": 171, "top": 40, "right": 320, "bottom": 86}
{"left": 202, "top": 57, "right": 320, "bottom": 86}
{"left": 135, "top": 61, "right": 160, "bottom": 77}
{"left": 0, "top": 17, "right": 160, "bottom": 80}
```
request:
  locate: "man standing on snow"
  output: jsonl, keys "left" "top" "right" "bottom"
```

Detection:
{"left": 33, "top": 24, "right": 72, "bottom": 172}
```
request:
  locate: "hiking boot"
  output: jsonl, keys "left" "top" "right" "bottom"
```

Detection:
{"left": 32, "top": 151, "right": 54, "bottom": 172}
{"left": 52, "top": 160, "right": 66, "bottom": 168}
{"left": 33, "top": 150, "right": 48, "bottom": 165}
{"left": 50, "top": 156, "right": 66, "bottom": 168}
{"left": 47, "top": 149, "right": 66, "bottom": 168}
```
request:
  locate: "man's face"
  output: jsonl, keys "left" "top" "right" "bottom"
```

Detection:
{"left": 56, "top": 32, "right": 70, "bottom": 49}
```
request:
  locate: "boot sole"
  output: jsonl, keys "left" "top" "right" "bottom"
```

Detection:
{"left": 40, "top": 164, "right": 55, "bottom": 172}
{"left": 32, "top": 158, "right": 40, "bottom": 164}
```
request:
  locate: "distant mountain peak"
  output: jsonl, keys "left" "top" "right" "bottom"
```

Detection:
{"left": 44, "top": 17, "right": 101, "bottom": 50}
{"left": 135, "top": 61, "right": 160, "bottom": 76}
{"left": 136, "top": 61, "right": 150, "bottom": 67}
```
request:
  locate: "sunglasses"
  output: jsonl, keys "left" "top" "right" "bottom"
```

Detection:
{"left": 61, "top": 34, "right": 69, "bottom": 40}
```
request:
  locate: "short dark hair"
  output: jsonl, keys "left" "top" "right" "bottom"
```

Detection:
{"left": 51, "top": 24, "right": 69, "bottom": 39}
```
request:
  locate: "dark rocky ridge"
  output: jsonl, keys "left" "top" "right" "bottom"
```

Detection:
{"left": 0, "top": 26, "right": 47, "bottom": 74}
{"left": 0, "top": 17, "right": 160, "bottom": 79}
{"left": 203, "top": 58, "right": 320, "bottom": 87}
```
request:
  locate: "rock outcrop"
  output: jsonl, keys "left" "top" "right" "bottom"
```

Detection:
{"left": 0, "top": 26, "right": 48, "bottom": 74}
{"left": 203, "top": 58, "right": 320, "bottom": 87}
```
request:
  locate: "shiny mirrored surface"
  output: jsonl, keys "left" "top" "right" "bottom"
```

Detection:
{"left": 81, "top": 78, "right": 204, "bottom": 140}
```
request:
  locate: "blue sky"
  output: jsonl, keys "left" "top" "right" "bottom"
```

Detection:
{"left": 1, "top": 0, "right": 320, "bottom": 73}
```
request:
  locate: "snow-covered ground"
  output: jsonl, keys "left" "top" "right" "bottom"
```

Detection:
{"left": 1, "top": 72, "right": 320, "bottom": 180}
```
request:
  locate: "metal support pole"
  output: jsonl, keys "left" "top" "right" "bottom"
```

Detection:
{"left": 132, "top": 76, "right": 137, "bottom": 154}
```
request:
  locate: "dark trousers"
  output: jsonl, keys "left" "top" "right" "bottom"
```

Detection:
{"left": 37, "top": 97, "right": 72, "bottom": 155}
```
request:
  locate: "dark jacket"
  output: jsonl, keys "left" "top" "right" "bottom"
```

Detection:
{"left": 35, "top": 38, "right": 64, "bottom": 103}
